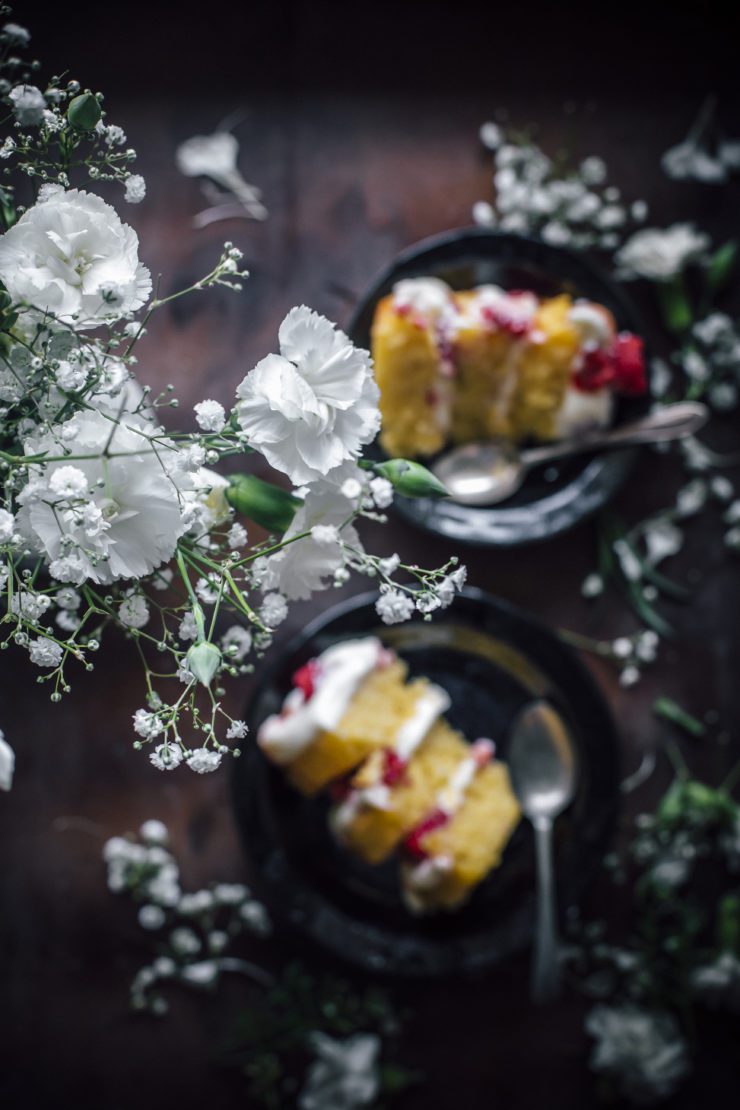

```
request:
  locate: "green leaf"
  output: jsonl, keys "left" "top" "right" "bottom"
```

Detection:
{"left": 705, "top": 240, "right": 738, "bottom": 295}
{"left": 67, "top": 92, "right": 102, "bottom": 131}
{"left": 225, "top": 474, "right": 300, "bottom": 533}
{"left": 653, "top": 697, "right": 706, "bottom": 738}
{"left": 657, "top": 275, "right": 693, "bottom": 336}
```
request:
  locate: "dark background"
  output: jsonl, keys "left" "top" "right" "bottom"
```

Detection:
{"left": 2, "top": 1, "right": 740, "bottom": 1107}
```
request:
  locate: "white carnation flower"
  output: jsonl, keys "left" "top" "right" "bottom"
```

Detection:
{"left": 615, "top": 223, "right": 710, "bottom": 282}
{"left": 16, "top": 410, "right": 191, "bottom": 585}
{"left": 235, "top": 306, "right": 380, "bottom": 485}
{"left": 258, "top": 485, "right": 357, "bottom": 601}
{"left": 194, "top": 399, "right": 226, "bottom": 432}
{"left": 0, "top": 188, "right": 151, "bottom": 326}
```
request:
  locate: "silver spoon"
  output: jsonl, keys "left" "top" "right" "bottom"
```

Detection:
{"left": 508, "top": 701, "right": 577, "bottom": 1004}
{"left": 433, "top": 401, "right": 709, "bottom": 506}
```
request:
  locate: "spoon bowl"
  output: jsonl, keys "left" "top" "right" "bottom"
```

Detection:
{"left": 434, "top": 401, "right": 709, "bottom": 507}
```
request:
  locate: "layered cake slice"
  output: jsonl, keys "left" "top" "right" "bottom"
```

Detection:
{"left": 331, "top": 690, "right": 470, "bottom": 865}
{"left": 258, "top": 638, "right": 436, "bottom": 796}
{"left": 400, "top": 739, "right": 521, "bottom": 913}
{"left": 372, "top": 277, "right": 647, "bottom": 458}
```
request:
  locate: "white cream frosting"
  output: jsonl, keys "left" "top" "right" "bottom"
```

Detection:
{"left": 568, "top": 301, "right": 614, "bottom": 348}
{"left": 402, "top": 855, "right": 453, "bottom": 913}
{"left": 258, "top": 637, "right": 383, "bottom": 765}
{"left": 474, "top": 285, "right": 538, "bottom": 328}
{"left": 394, "top": 686, "right": 451, "bottom": 759}
{"left": 553, "top": 384, "right": 614, "bottom": 439}
{"left": 392, "top": 277, "right": 453, "bottom": 320}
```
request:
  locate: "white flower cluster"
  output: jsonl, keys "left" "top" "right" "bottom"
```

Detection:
{"left": 586, "top": 1005, "right": 690, "bottom": 1104}
{"left": 662, "top": 99, "right": 740, "bottom": 185}
{"left": 0, "top": 30, "right": 465, "bottom": 782}
{"left": 473, "top": 120, "right": 648, "bottom": 250}
{"left": 615, "top": 223, "right": 709, "bottom": 282}
{"left": 676, "top": 312, "right": 740, "bottom": 412}
{"left": 103, "top": 821, "right": 272, "bottom": 1015}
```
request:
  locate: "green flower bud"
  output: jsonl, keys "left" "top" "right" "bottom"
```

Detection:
{"left": 67, "top": 93, "right": 102, "bottom": 131}
{"left": 225, "top": 474, "right": 300, "bottom": 533}
{"left": 373, "top": 458, "right": 448, "bottom": 500}
{"left": 186, "top": 641, "right": 221, "bottom": 687}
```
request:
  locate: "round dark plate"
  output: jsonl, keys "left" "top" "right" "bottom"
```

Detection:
{"left": 232, "top": 588, "right": 620, "bottom": 978}
{"left": 347, "top": 228, "right": 650, "bottom": 547}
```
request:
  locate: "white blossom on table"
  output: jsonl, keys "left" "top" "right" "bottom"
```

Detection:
{"left": 299, "top": 1032, "right": 381, "bottom": 1110}
{"left": 585, "top": 1005, "right": 690, "bottom": 1104}
{"left": 615, "top": 224, "right": 710, "bottom": 282}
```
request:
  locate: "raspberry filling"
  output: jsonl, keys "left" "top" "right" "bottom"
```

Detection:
{"left": 573, "top": 333, "right": 647, "bottom": 396}
{"left": 403, "top": 807, "right": 450, "bottom": 861}
{"left": 381, "top": 748, "right": 408, "bottom": 786}
{"left": 480, "top": 299, "right": 532, "bottom": 338}
{"left": 292, "top": 658, "right": 322, "bottom": 701}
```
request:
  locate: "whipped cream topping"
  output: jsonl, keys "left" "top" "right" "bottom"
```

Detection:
{"left": 394, "top": 686, "right": 451, "bottom": 759}
{"left": 474, "top": 285, "right": 539, "bottom": 330}
{"left": 402, "top": 855, "right": 454, "bottom": 913}
{"left": 568, "top": 301, "right": 615, "bottom": 349}
{"left": 258, "top": 637, "right": 384, "bottom": 765}
{"left": 552, "top": 384, "right": 614, "bottom": 439}
{"left": 332, "top": 684, "right": 451, "bottom": 832}
{"left": 393, "top": 277, "right": 454, "bottom": 321}
{"left": 436, "top": 738, "right": 494, "bottom": 813}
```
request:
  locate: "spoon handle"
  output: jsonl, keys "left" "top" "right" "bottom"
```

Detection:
{"left": 532, "top": 815, "right": 560, "bottom": 1004}
{"left": 520, "top": 401, "right": 709, "bottom": 469}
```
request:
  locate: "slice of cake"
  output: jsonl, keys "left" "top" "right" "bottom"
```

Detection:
{"left": 400, "top": 739, "right": 521, "bottom": 913}
{"left": 331, "top": 690, "right": 470, "bottom": 865}
{"left": 372, "top": 277, "right": 646, "bottom": 458}
{"left": 258, "top": 638, "right": 436, "bottom": 796}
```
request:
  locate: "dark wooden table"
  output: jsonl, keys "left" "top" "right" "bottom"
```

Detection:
{"left": 2, "top": 3, "right": 740, "bottom": 1106}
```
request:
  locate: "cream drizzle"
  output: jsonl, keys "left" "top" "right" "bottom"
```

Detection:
{"left": 257, "top": 638, "right": 384, "bottom": 766}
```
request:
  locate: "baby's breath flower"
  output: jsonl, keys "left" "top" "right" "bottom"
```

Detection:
{"left": 186, "top": 748, "right": 222, "bottom": 774}
{"left": 376, "top": 587, "right": 414, "bottom": 625}
{"left": 28, "top": 636, "right": 63, "bottom": 668}
{"left": 124, "top": 174, "right": 146, "bottom": 204}
{"left": 150, "top": 744, "right": 183, "bottom": 771}
{"left": 194, "top": 399, "right": 226, "bottom": 433}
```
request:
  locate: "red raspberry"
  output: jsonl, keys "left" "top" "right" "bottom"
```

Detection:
{"left": 291, "top": 658, "right": 321, "bottom": 701}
